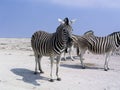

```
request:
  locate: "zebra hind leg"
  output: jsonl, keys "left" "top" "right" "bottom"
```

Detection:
{"left": 34, "top": 55, "right": 44, "bottom": 74}
{"left": 38, "top": 55, "right": 44, "bottom": 73}
{"left": 34, "top": 55, "right": 39, "bottom": 74}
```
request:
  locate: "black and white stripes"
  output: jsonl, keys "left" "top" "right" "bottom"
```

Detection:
{"left": 31, "top": 17, "right": 74, "bottom": 82}
{"left": 75, "top": 31, "right": 120, "bottom": 71}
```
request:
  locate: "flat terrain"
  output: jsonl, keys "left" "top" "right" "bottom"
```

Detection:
{"left": 0, "top": 38, "right": 120, "bottom": 90}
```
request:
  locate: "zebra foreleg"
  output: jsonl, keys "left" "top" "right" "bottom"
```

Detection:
{"left": 49, "top": 56, "right": 54, "bottom": 82}
{"left": 104, "top": 52, "right": 111, "bottom": 71}
{"left": 56, "top": 55, "right": 61, "bottom": 81}
{"left": 69, "top": 46, "right": 75, "bottom": 61}
{"left": 80, "top": 55, "right": 85, "bottom": 69}
{"left": 63, "top": 52, "right": 67, "bottom": 61}
{"left": 78, "top": 48, "right": 86, "bottom": 69}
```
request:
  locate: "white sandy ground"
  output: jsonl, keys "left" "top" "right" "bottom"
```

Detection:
{"left": 0, "top": 38, "right": 120, "bottom": 90}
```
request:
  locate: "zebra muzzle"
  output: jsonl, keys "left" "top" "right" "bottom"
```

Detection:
{"left": 68, "top": 37, "right": 73, "bottom": 42}
{"left": 66, "top": 37, "right": 73, "bottom": 47}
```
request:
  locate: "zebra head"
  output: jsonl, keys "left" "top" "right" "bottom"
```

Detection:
{"left": 57, "top": 17, "right": 75, "bottom": 49}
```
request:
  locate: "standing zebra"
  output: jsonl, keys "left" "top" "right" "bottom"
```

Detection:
{"left": 76, "top": 30, "right": 120, "bottom": 71}
{"left": 31, "top": 17, "right": 74, "bottom": 82}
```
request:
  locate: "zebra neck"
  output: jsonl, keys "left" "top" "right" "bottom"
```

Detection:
{"left": 52, "top": 35, "right": 66, "bottom": 54}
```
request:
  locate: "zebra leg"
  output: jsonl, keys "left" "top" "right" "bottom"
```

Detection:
{"left": 63, "top": 52, "right": 67, "bottom": 61}
{"left": 63, "top": 48, "right": 68, "bottom": 61}
{"left": 49, "top": 56, "right": 54, "bottom": 82}
{"left": 69, "top": 46, "right": 75, "bottom": 61}
{"left": 38, "top": 56, "right": 44, "bottom": 73}
{"left": 78, "top": 48, "right": 86, "bottom": 69}
{"left": 80, "top": 54, "right": 85, "bottom": 69}
{"left": 104, "top": 52, "right": 111, "bottom": 71}
{"left": 56, "top": 55, "right": 61, "bottom": 81}
{"left": 34, "top": 55, "right": 38, "bottom": 74}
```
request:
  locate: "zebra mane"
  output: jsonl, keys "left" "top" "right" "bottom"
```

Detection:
{"left": 84, "top": 30, "right": 94, "bottom": 36}
{"left": 108, "top": 31, "right": 120, "bottom": 36}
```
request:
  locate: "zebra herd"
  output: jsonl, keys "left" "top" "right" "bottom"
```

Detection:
{"left": 31, "top": 17, "right": 120, "bottom": 82}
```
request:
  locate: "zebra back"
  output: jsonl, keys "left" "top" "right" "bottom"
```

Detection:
{"left": 31, "top": 31, "right": 53, "bottom": 56}
{"left": 77, "top": 31, "right": 120, "bottom": 54}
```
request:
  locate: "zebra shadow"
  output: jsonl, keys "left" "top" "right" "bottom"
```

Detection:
{"left": 61, "top": 63, "right": 104, "bottom": 70}
{"left": 59, "top": 56, "right": 79, "bottom": 61}
{"left": 61, "top": 64, "right": 82, "bottom": 69}
{"left": 11, "top": 68, "right": 48, "bottom": 86}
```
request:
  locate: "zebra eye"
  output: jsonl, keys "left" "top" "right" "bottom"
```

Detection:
{"left": 63, "top": 29, "right": 66, "bottom": 32}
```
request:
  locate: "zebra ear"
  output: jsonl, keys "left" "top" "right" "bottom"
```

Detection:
{"left": 58, "top": 18, "right": 65, "bottom": 24}
{"left": 70, "top": 19, "right": 76, "bottom": 24}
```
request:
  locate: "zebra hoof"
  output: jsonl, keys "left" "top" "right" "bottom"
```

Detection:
{"left": 49, "top": 79, "right": 54, "bottom": 82}
{"left": 40, "top": 71, "right": 44, "bottom": 74}
{"left": 104, "top": 68, "right": 108, "bottom": 71}
{"left": 104, "top": 67, "right": 109, "bottom": 71}
{"left": 82, "top": 67, "right": 85, "bottom": 69}
{"left": 63, "top": 58, "right": 66, "bottom": 61}
{"left": 57, "top": 78, "right": 61, "bottom": 81}
{"left": 71, "top": 59, "right": 74, "bottom": 61}
{"left": 34, "top": 72, "right": 38, "bottom": 74}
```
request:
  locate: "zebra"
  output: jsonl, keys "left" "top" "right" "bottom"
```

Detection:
{"left": 31, "top": 17, "right": 75, "bottom": 82}
{"left": 75, "top": 30, "right": 120, "bottom": 71}
{"left": 63, "top": 35, "right": 78, "bottom": 61}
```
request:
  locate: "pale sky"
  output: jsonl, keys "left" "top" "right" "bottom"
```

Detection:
{"left": 0, "top": 0, "right": 120, "bottom": 37}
